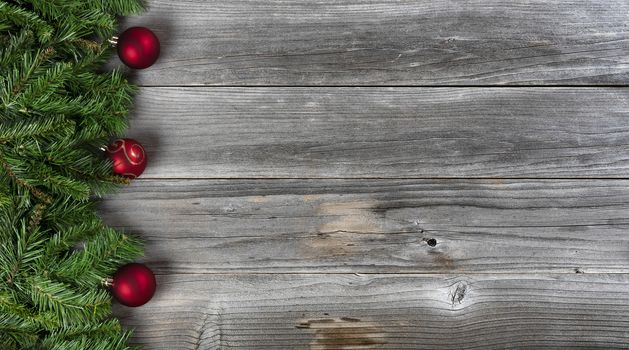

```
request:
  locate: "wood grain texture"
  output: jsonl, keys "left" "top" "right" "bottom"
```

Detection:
{"left": 125, "top": 87, "right": 629, "bottom": 178}
{"left": 109, "top": 1, "right": 629, "bottom": 347}
{"left": 99, "top": 179, "right": 629, "bottom": 273}
{"left": 115, "top": 273, "right": 629, "bottom": 349}
{"left": 118, "top": 0, "right": 629, "bottom": 86}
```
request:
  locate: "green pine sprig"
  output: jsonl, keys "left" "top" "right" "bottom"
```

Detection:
{"left": 0, "top": 0, "right": 146, "bottom": 348}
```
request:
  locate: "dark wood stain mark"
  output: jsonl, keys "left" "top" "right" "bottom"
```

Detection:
{"left": 301, "top": 233, "right": 356, "bottom": 258}
{"left": 301, "top": 201, "right": 383, "bottom": 258}
{"left": 431, "top": 251, "right": 456, "bottom": 271}
{"left": 318, "top": 201, "right": 383, "bottom": 235}
{"left": 297, "top": 317, "right": 386, "bottom": 349}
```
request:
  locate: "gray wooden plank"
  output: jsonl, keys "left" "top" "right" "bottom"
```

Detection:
{"left": 124, "top": 87, "right": 629, "bottom": 178}
{"left": 119, "top": 0, "right": 629, "bottom": 86}
{"left": 115, "top": 273, "right": 629, "bottom": 349}
{"left": 99, "top": 179, "right": 629, "bottom": 274}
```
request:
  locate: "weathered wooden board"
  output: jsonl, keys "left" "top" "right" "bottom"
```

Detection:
{"left": 99, "top": 179, "right": 629, "bottom": 274}
{"left": 115, "top": 273, "right": 629, "bottom": 349}
{"left": 118, "top": 0, "right": 629, "bottom": 86}
{"left": 125, "top": 87, "right": 629, "bottom": 178}
{"left": 109, "top": 2, "right": 629, "bottom": 347}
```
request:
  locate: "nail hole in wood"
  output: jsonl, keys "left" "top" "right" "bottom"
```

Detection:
{"left": 426, "top": 238, "right": 437, "bottom": 247}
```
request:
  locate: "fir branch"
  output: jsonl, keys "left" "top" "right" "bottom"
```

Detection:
{"left": 0, "top": 114, "right": 69, "bottom": 141}
{"left": 0, "top": 290, "right": 59, "bottom": 330}
{"left": 43, "top": 330, "right": 140, "bottom": 350}
{"left": 42, "top": 319, "right": 141, "bottom": 350}
{"left": 0, "top": 312, "right": 39, "bottom": 349}
{"left": 0, "top": 0, "right": 146, "bottom": 347}
{"left": 0, "top": 152, "right": 52, "bottom": 204}
{"left": 9, "top": 49, "right": 55, "bottom": 97}
{"left": 28, "top": 275, "right": 111, "bottom": 327}
{"left": 42, "top": 219, "right": 104, "bottom": 259}
{"left": 51, "top": 227, "right": 143, "bottom": 289}
{"left": 0, "top": 2, "right": 54, "bottom": 42}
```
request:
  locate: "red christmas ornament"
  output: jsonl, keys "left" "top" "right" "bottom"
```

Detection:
{"left": 116, "top": 27, "right": 160, "bottom": 69}
{"left": 111, "top": 263, "right": 156, "bottom": 307}
{"left": 106, "top": 138, "right": 147, "bottom": 179}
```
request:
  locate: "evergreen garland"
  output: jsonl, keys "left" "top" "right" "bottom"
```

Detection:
{"left": 1, "top": 0, "right": 146, "bottom": 348}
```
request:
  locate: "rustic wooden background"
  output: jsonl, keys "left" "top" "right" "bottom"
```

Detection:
{"left": 99, "top": 0, "right": 629, "bottom": 348}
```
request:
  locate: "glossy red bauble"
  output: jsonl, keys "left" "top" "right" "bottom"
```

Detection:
{"left": 106, "top": 138, "right": 147, "bottom": 179}
{"left": 117, "top": 27, "right": 160, "bottom": 69}
{"left": 111, "top": 263, "right": 156, "bottom": 307}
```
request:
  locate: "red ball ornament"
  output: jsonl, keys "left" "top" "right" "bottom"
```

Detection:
{"left": 106, "top": 138, "right": 147, "bottom": 179}
{"left": 111, "top": 263, "right": 156, "bottom": 307}
{"left": 117, "top": 27, "right": 160, "bottom": 69}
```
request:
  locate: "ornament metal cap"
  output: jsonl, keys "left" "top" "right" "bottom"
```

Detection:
{"left": 102, "top": 278, "right": 114, "bottom": 287}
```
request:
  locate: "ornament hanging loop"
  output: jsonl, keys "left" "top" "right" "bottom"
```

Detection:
{"left": 108, "top": 36, "right": 118, "bottom": 46}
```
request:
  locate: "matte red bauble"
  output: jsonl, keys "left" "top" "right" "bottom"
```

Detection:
{"left": 117, "top": 27, "right": 160, "bottom": 69}
{"left": 112, "top": 263, "right": 156, "bottom": 307}
{"left": 106, "top": 138, "right": 147, "bottom": 179}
